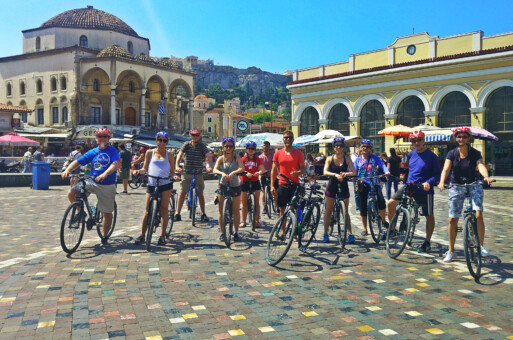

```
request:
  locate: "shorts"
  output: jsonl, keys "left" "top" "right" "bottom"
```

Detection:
{"left": 72, "top": 179, "right": 116, "bottom": 213}
{"left": 359, "top": 184, "right": 386, "bottom": 217}
{"left": 448, "top": 184, "right": 483, "bottom": 218}
{"left": 325, "top": 188, "right": 350, "bottom": 200}
{"left": 391, "top": 185, "right": 434, "bottom": 217}
{"left": 180, "top": 173, "right": 205, "bottom": 194}
{"left": 147, "top": 182, "right": 173, "bottom": 194}
{"left": 119, "top": 168, "right": 130, "bottom": 179}
{"left": 278, "top": 183, "right": 297, "bottom": 208}
{"left": 219, "top": 186, "right": 241, "bottom": 197}
{"left": 241, "top": 180, "right": 261, "bottom": 192}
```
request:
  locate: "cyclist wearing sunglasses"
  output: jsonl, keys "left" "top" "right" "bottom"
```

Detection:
{"left": 174, "top": 129, "right": 213, "bottom": 222}
{"left": 62, "top": 127, "right": 120, "bottom": 245}
{"left": 240, "top": 141, "right": 266, "bottom": 229}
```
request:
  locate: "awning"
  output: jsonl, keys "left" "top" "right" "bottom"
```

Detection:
{"left": 134, "top": 139, "right": 184, "bottom": 148}
{"left": 18, "top": 133, "right": 70, "bottom": 138}
{"left": 423, "top": 129, "right": 453, "bottom": 143}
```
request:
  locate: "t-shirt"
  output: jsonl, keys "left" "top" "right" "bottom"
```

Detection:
{"left": 119, "top": 149, "right": 132, "bottom": 169}
{"left": 77, "top": 146, "right": 120, "bottom": 185}
{"left": 33, "top": 151, "right": 43, "bottom": 161}
{"left": 240, "top": 155, "right": 263, "bottom": 182}
{"left": 355, "top": 154, "right": 388, "bottom": 186}
{"left": 387, "top": 156, "right": 401, "bottom": 177}
{"left": 180, "top": 141, "right": 209, "bottom": 174}
{"left": 23, "top": 151, "right": 33, "bottom": 162}
{"left": 273, "top": 148, "right": 305, "bottom": 185}
{"left": 69, "top": 150, "right": 82, "bottom": 161}
{"left": 258, "top": 152, "right": 274, "bottom": 172}
{"left": 446, "top": 147, "right": 482, "bottom": 185}
{"left": 407, "top": 148, "right": 441, "bottom": 194}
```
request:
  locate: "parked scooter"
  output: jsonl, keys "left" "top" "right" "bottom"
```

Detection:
{"left": 0, "top": 159, "right": 22, "bottom": 172}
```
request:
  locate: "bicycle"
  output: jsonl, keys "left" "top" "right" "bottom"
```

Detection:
{"left": 144, "top": 175, "right": 174, "bottom": 251}
{"left": 261, "top": 172, "right": 277, "bottom": 219}
{"left": 447, "top": 180, "right": 490, "bottom": 279}
{"left": 60, "top": 175, "right": 117, "bottom": 254}
{"left": 265, "top": 175, "right": 322, "bottom": 266}
{"left": 356, "top": 175, "right": 387, "bottom": 244}
{"left": 245, "top": 180, "right": 257, "bottom": 231}
{"left": 385, "top": 181, "right": 424, "bottom": 259}
{"left": 186, "top": 168, "right": 203, "bottom": 226}
{"left": 216, "top": 173, "right": 246, "bottom": 248}
{"left": 328, "top": 179, "right": 352, "bottom": 249}
{"left": 129, "top": 172, "right": 146, "bottom": 189}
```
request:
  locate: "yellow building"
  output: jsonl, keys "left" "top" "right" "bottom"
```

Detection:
{"left": 288, "top": 30, "right": 513, "bottom": 174}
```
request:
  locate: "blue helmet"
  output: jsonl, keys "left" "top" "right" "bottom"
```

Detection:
{"left": 360, "top": 139, "right": 373, "bottom": 147}
{"left": 156, "top": 131, "right": 170, "bottom": 139}
{"left": 222, "top": 137, "right": 235, "bottom": 145}
{"left": 332, "top": 137, "right": 345, "bottom": 145}
{"left": 245, "top": 141, "right": 257, "bottom": 148}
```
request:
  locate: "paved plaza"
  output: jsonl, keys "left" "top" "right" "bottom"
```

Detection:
{"left": 1, "top": 179, "right": 513, "bottom": 339}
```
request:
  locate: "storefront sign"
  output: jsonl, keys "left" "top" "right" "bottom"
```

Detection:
{"left": 75, "top": 127, "right": 98, "bottom": 139}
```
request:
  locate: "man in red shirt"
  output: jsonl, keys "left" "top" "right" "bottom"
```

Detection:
{"left": 271, "top": 130, "right": 306, "bottom": 231}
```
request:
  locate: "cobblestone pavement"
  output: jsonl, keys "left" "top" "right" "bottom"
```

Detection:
{"left": 1, "top": 180, "right": 513, "bottom": 339}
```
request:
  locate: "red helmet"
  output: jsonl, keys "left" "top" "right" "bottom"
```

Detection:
{"left": 94, "top": 127, "right": 112, "bottom": 137}
{"left": 190, "top": 128, "right": 201, "bottom": 135}
{"left": 453, "top": 126, "right": 471, "bottom": 137}
{"left": 409, "top": 130, "right": 425, "bottom": 140}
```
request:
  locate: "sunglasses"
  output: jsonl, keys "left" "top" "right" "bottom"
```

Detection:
{"left": 456, "top": 135, "right": 469, "bottom": 139}
{"left": 96, "top": 135, "right": 109, "bottom": 139}
{"left": 224, "top": 145, "right": 234, "bottom": 149}
{"left": 411, "top": 139, "right": 424, "bottom": 143}
{"left": 157, "top": 139, "right": 169, "bottom": 143}
{"left": 283, "top": 136, "right": 294, "bottom": 140}
{"left": 361, "top": 145, "right": 371, "bottom": 149}
{"left": 334, "top": 144, "right": 345, "bottom": 148}
{"left": 247, "top": 147, "right": 256, "bottom": 150}
{"left": 191, "top": 134, "right": 200, "bottom": 137}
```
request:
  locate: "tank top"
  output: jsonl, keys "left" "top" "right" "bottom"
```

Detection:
{"left": 147, "top": 149, "right": 170, "bottom": 186}
{"left": 219, "top": 156, "right": 240, "bottom": 187}
{"left": 328, "top": 155, "right": 349, "bottom": 193}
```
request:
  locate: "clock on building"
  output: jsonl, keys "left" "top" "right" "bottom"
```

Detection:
{"left": 407, "top": 44, "right": 416, "bottom": 55}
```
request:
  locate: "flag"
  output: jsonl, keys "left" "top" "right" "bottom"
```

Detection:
{"left": 158, "top": 101, "right": 165, "bottom": 115}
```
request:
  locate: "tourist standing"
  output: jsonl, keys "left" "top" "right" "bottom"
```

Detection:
{"left": 118, "top": 144, "right": 132, "bottom": 194}
{"left": 22, "top": 147, "right": 34, "bottom": 173}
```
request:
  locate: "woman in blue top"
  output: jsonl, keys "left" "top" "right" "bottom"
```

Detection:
{"left": 354, "top": 139, "right": 389, "bottom": 237}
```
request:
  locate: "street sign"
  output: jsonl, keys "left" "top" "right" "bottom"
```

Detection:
{"left": 237, "top": 120, "right": 249, "bottom": 132}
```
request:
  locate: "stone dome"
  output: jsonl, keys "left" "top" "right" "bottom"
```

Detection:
{"left": 158, "top": 58, "right": 182, "bottom": 70}
{"left": 135, "top": 53, "right": 156, "bottom": 64}
{"left": 97, "top": 45, "right": 133, "bottom": 59}
{"left": 195, "top": 95, "right": 208, "bottom": 100}
{"left": 40, "top": 6, "right": 139, "bottom": 37}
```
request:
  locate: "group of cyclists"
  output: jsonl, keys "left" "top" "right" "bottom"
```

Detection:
{"left": 62, "top": 125, "right": 494, "bottom": 263}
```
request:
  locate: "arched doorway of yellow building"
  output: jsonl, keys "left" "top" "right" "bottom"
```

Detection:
{"left": 327, "top": 104, "right": 350, "bottom": 154}
{"left": 397, "top": 96, "right": 425, "bottom": 128}
{"left": 439, "top": 92, "right": 471, "bottom": 127}
{"left": 300, "top": 107, "right": 320, "bottom": 154}
{"left": 360, "top": 100, "right": 385, "bottom": 154}
{"left": 485, "top": 86, "right": 513, "bottom": 175}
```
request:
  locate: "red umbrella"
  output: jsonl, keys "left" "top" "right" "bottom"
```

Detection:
{"left": 0, "top": 132, "right": 40, "bottom": 147}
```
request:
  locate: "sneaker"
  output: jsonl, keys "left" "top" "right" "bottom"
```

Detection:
{"left": 219, "top": 234, "right": 226, "bottom": 242}
{"left": 201, "top": 214, "right": 209, "bottom": 222}
{"left": 276, "top": 232, "right": 285, "bottom": 241}
{"left": 480, "top": 245, "right": 489, "bottom": 257}
{"left": 380, "top": 232, "right": 387, "bottom": 241}
{"left": 417, "top": 240, "right": 431, "bottom": 253}
{"left": 443, "top": 251, "right": 454, "bottom": 262}
{"left": 361, "top": 230, "right": 368, "bottom": 237}
{"left": 122, "top": 190, "right": 128, "bottom": 194}
{"left": 174, "top": 214, "right": 181, "bottom": 222}
{"left": 263, "top": 208, "right": 268, "bottom": 215}
{"left": 101, "top": 237, "right": 109, "bottom": 246}
{"left": 233, "top": 233, "right": 240, "bottom": 241}
{"left": 157, "top": 236, "right": 166, "bottom": 246}
{"left": 214, "top": 197, "right": 219, "bottom": 205}
{"left": 323, "top": 233, "right": 329, "bottom": 243}
{"left": 134, "top": 235, "right": 145, "bottom": 245}
{"left": 348, "top": 234, "right": 355, "bottom": 244}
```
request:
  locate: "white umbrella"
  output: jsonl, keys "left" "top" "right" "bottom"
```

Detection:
{"left": 315, "top": 129, "right": 343, "bottom": 140}
{"left": 235, "top": 133, "right": 284, "bottom": 148}
{"left": 293, "top": 135, "right": 318, "bottom": 146}
{"left": 311, "top": 135, "right": 362, "bottom": 146}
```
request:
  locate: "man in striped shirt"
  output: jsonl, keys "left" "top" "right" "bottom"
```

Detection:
{"left": 175, "top": 129, "right": 213, "bottom": 222}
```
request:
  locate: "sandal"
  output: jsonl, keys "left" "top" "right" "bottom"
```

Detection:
{"left": 239, "top": 223, "right": 247, "bottom": 228}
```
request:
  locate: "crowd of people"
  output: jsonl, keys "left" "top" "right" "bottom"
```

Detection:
{"left": 61, "top": 126, "right": 494, "bottom": 262}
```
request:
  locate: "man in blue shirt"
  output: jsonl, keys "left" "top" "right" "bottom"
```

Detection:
{"left": 387, "top": 130, "right": 441, "bottom": 253}
{"left": 62, "top": 127, "right": 120, "bottom": 244}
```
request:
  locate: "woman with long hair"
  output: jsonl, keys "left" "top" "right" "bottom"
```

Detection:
{"left": 240, "top": 141, "right": 265, "bottom": 229}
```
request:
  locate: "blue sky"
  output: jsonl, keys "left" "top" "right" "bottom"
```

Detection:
{"left": 2, "top": 0, "right": 513, "bottom": 73}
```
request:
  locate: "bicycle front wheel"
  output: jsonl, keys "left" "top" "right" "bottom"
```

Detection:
{"left": 368, "top": 199, "right": 382, "bottom": 244}
{"left": 191, "top": 188, "right": 197, "bottom": 226}
{"left": 266, "top": 210, "right": 296, "bottom": 266}
{"left": 265, "top": 186, "right": 272, "bottom": 219}
{"left": 96, "top": 202, "right": 117, "bottom": 241}
{"left": 146, "top": 199, "right": 159, "bottom": 251}
{"left": 386, "top": 206, "right": 410, "bottom": 259}
{"left": 166, "top": 193, "right": 176, "bottom": 238}
{"left": 302, "top": 203, "right": 320, "bottom": 249}
{"left": 60, "top": 201, "right": 85, "bottom": 254}
{"left": 463, "top": 215, "right": 481, "bottom": 279}
{"left": 129, "top": 175, "right": 142, "bottom": 189}
{"left": 335, "top": 201, "right": 348, "bottom": 249}
{"left": 248, "top": 193, "right": 256, "bottom": 231}
{"left": 223, "top": 199, "right": 233, "bottom": 248}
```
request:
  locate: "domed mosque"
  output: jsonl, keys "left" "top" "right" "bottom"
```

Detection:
{"left": 0, "top": 6, "right": 196, "bottom": 141}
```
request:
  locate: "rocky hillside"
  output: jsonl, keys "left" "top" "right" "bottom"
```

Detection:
{"left": 191, "top": 64, "right": 291, "bottom": 93}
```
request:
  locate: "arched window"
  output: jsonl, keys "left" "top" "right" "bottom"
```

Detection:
{"left": 60, "top": 76, "right": 67, "bottom": 90}
{"left": 20, "top": 81, "right": 25, "bottom": 95}
{"left": 19, "top": 101, "right": 28, "bottom": 122}
{"left": 50, "top": 77, "right": 57, "bottom": 92}
{"left": 62, "top": 106, "right": 68, "bottom": 123}
{"left": 6, "top": 83, "right": 12, "bottom": 96}
{"left": 360, "top": 100, "right": 385, "bottom": 154}
{"left": 93, "top": 79, "right": 99, "bottom": 92}
{"left": 439, "top": 92, "right": 471, "bottom": 127}
{"left": 485, "top": 86, "right": 513, "bottom": 170}
{"left": 327, "top": 103, "right": 350, "bottom": 136}
{"left": 36, "top": 79, "right": 43, "bottom": 93}
{"left": 207, "top": 116, "right": 212, "bottom": 123}
{"left": 129, "top": 81, "right": 134, "bottom": 93}
{"left": 79, "top": 35, "right": 88, "bottom": 47}
{"left": 36, "top": 37, "right": 41, "bottom": 51}
{"left": 397, "top": 96, "right": 425, "bottom": 127}
{"left": 207, "top": 126, "right": 212, "bottom": 133}
{"left": 127, "top": 41, "right": 133, "bottom": 55}
{"left": 299, "top": 107, "right": 319, "bottom": 136}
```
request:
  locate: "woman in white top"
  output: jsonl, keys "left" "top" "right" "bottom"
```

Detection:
{"left": 134, "top": 132, "right": 176, "bottom": 246}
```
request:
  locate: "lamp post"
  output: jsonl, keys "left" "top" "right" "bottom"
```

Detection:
{"left": 265, "top": 101, "right": 269, "bottom": 133}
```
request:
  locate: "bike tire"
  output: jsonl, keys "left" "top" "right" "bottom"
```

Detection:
{"left": 248, "top": 193, "right": 256, "bottom": 231}
{"left": 191, "top": 188, "right": 197, "bottom": 226}
{"left": 386, "top": 206, "right": 411, "bottom": 259}
{"left": 463, "top": 215, "right": 481, "bottom": 279}
{"left": 223, "top": 199, "right": 233, "bottom": 248}
{"left": 265, "top": 186, "right": 272, "bottom": 219}
{"left": 129, "top": 175, "right": 142, "bottom": 189}
{"left": 96, "top": 201, "right": 117, "bottom": 241}
{"left": 166, "top": 193, "right": 176, "bottom": 238}
{"left": 335, "top": 201, "right": 348, "bottom": 249}
{"left": 302, "top": 203, "right": 320, "bottom": 249}
{"left": 266, "top": 210, "right": 297, "bottom": 266}
{"left": 368, "top": 199, "right": 382, "bottom": 244}
{"left": 146, "top": 199, "right": 159, "bottom": 251}
{"left": 60, "top": 201, "right": 85, "bottom": 254}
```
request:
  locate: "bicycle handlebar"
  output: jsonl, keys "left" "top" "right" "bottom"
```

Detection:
{"left": 445, "top": 179, "right": 494, "bottom": 189}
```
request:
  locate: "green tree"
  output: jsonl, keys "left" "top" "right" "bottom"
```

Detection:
{"left": 252, "top": 112, "right": 275, "bottom": 124}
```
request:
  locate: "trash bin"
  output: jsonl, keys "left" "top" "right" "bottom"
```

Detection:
{"left": 32, "top": 161, "right": 51, "bottom": 190}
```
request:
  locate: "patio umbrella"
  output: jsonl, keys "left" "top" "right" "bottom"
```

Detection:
{"left": 450, "top": 126, "right": 499, "bottom": 141}
{"left": 0, "top": 132, "right": 40, "bottom": 156}
{"left": 378, "top": 124, "right": 414, "bottom": 137}
{"left": 311, "top": 135, "right": 362, "bottom": 147}
{"left": 235, "top": 133, "right": 284, "bottom": 148}
{"left": 314, "top": 129, "right": 343, "bottom": 139}
{"left": 292, "top": 135, "right": 318, "bottom": 146}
